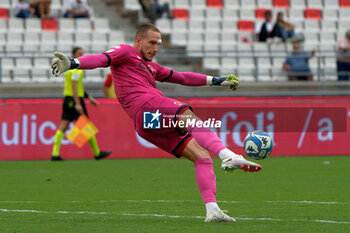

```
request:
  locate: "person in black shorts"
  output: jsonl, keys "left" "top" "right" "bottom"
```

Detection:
{"left": 51, "top": 47, "right": 111, "bottom": 161}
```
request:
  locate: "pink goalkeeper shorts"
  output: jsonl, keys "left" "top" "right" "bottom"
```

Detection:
{"left": 134, "top": 96, "right": 193, "bottom": 157}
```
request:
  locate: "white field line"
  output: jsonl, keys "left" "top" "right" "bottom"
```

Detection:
{"left": 0, "top": 208, "right": 47, "bottom": 213}
{"left": 0, "top": 208, "right": 349, "bottom": 225}
{"left": 0, "top": 208, "right": 106, "bottom": 215}
{"left": 264, "top": 200, "right": 341, "bottom": 205}
{"left": 0, "top": 200, "right": 344, "bottom": 205}
{"left": 100, "top": 200, "right": 343, "bottom": 205}
{"left": 100, "top": 200, "right": 197, "bottom": 203}
{"left": 121, "top": 213, "right": 350, "bottom": 225}
{"left": 0, "top": 201, "right": 41, "bottom": 203}
{"left": 310, "top": 219, "right": 350, "bottom": 224}
{"left": 57, "top": 211, "right": 107, "bottom": 215}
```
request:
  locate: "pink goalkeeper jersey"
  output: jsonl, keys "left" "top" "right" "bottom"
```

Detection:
{"left": 105, "top": 44, "right": 172, "bottom": 118}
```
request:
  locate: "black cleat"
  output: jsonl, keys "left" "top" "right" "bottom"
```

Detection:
{"left": 94, "top": 150, "right": 112, "bottom": 160}
{"left": 51, "top": 156, "right": 64, "bottom": 161}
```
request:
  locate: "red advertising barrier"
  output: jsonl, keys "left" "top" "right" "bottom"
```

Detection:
{"left": 0, "top": 96, "right": 349, "bottom": 160}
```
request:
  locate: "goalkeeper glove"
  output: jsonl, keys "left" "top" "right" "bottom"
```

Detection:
{"left": 208, "top": 74, "right": 240, "bottom": 91}
{"left": 51, "top": 51, "right": 80, "bottom": 77}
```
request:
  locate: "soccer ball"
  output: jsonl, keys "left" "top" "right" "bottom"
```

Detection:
{"left": 244, "top": 130, "right": 273, "bottom": 160}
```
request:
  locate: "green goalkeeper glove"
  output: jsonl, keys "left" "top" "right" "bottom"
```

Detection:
{"left": 210, "top": 74, "right": 240, "bottom": 91}
{"left": 51, "top": 51, "right": 80, "bottom": 77}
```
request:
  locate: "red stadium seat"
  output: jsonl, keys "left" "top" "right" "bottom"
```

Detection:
{"left": 305, "top": 8, "right": 322, "bottom": 20}
{"left": 0, "top": 8, "right": 9, "bottom": 19}
{"left": 340, "top": 0, "right": 350, "bottom": 7}
{"left": 172, "top": 9, "right": 189, "bottom": 20}
{"left": 256, "top": 8, "right": 270, "bottom": 19}
{"left": 273, "top": 0, "right": 289, "bottom": 8}
{"left": 42, "top": 18, "right": 58, "bottom": 31}
{"left": 238, "top": 20, "right": 254, "bottom": 32}
{"left": 207, "top": 0, "right": 223, "bottom": 8}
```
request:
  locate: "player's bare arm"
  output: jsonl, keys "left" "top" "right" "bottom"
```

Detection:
{"left": 88, "top": 96, "right": 98, "bottom": 107}
{"left": 72, "top": 81, "right": 83, "bottom": 114}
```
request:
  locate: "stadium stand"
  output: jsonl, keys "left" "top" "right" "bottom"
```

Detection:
{"left": 0, "top": 0, "right": 126, "bottom": 83}
{"left": 0, "top": 0, "right": 349, "bottom": 87}
{"left": 150, "top": 0, "right": 350, "bottom": 82}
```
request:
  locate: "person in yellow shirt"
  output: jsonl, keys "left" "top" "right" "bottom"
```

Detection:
{"left": 51, "top": 47, "right": 111, "bottom": 161}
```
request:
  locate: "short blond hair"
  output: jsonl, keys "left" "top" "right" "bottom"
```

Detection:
{"left": 135, "top": 23, "right": 160, "bottom": 40}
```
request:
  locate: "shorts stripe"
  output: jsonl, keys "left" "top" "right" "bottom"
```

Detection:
{"left": 172, "top": 134, "right": 193, "bottom": 158}
{"left": 174, "top": 105, "right": 192, "bottom": 136}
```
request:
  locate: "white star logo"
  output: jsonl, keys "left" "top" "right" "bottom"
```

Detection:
{"left": 151, "top": 110, "right": 161, "bottom": 122}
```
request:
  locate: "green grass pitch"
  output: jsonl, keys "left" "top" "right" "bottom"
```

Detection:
{"left": 0, "top": 156, "right": 349, "bottom": 233}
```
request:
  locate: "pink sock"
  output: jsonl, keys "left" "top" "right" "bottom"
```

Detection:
{"left": 188, "top": 124, "right": 226, "bottom": 156}
{"left": 195, "top": 158, "right": 216, "bottom": 204}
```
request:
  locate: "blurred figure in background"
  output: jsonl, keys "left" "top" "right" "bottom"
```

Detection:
{"left": 336, "top": 30, "right": 350, "bottom": 81}
{"left": 29, "top": 0, "right": 51, "bottom": 18}
{"left": 15, "top": 0, "right": 35, "bottom": 18}
{"left": 273, "top": 12, "right": 296, "bottom": 42}
{"left": 255, "top": 10, "right": 276, "bottom": 42}
{"left": 139, "top": 0, "right": 172, "bottom": 23}
{"left": 51, "top": 47, "right": 111, "bottom": 161}
{"left": 283, "top": 42, "right": 316, "bottom": 81}
{"left": 64, "top": 0, "right": 90, "bottom": 18}
{"left": 103, "top": 73, "right": 116, "bottom": 99}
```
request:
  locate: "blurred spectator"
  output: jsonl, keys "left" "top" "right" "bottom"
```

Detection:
{"left": 336, "top": 30, "right": 350, "bottom": 81}
{"left": 283, "top": 42, "right": 316, "bottom": 81}
{"left": 64, "top": 0, "right": 90, "bottom": 18}
{"left": 255, "top": 10, "right": 276, "bottom": 42}
{"left": 138, "top": 0, "right": 172, "bottom": 23}
{"left": 15, "top": 0, "right": 35, "bottom": 18}
{"left": 29, "top": 0, "right": 51, "bottom": 18}
{"left": 103, "top": 73, "right": 116, "bottom": 99}
{"left": 273, "top": 12, "right": 296, "bottom": 42}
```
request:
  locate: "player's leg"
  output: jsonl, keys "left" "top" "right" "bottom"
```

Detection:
{"left": 51, "top": 120, "right": 71, "bottom": 161}
{"left": 51, "top": 96, "right": 77, "bottom": 161}
{"left": 88, "top": 135, "right": 112, "bottom": 160}
{"left": 178, "top": 109, "right": 262, "bottom": 172}
{"left": 180, "top": 139, "right": 235, "bottom": 222}
{"left": 79, "top": 98, "right": 112, "bottom": 160}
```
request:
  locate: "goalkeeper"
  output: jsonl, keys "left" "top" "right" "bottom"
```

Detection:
{"left": 51, "top": 47, "right": 112, "bottom": 161}
{"left": 51, "top": 24, "right": 261, "bottom": 222}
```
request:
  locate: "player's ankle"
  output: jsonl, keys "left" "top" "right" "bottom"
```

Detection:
{"left": 205, "top": 202, "right": 221, "bottom": 215}
{"left": 218, "top": 148, "right": 240, "bottom": 160}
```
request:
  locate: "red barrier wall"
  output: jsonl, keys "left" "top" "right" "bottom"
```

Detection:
{"left": 0, "top": 96, "right": 349, "bottom": 160}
